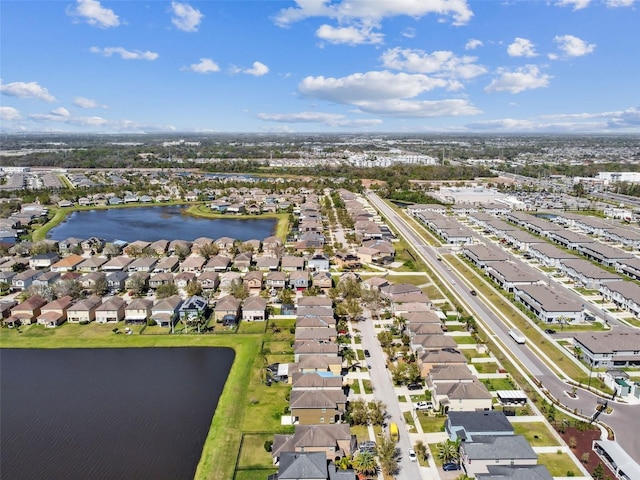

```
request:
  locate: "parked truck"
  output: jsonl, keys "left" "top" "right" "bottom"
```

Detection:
{"left": 509, "top": 328, "right": 526, "bottom": 344}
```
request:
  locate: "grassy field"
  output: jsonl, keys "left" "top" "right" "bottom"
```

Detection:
{"left": 0, "top": 319, "right": 292, "bottom": 480}
{"left": 512, "top": 422, "right": 561, "bottom": 446}
{"left": 537, "top": 451, "right": 580, "bottom": 476}
{"left": 416, "top": 413, "right": 446, "bottom": 433}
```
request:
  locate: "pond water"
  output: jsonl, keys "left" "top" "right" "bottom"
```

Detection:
{"left": 0, "top": 347, "right": 234, "bottom": 480}
{"left": 48, "top": 206, "right": 277, "bottom": 243}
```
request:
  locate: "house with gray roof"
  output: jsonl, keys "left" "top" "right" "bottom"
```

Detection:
{"left": 274, "top": 452, "right": 327, "bottom": 480}
{"left": 95, "top": 296, "right": 126, "bottom": 324}
{"left": 446, "top": 411, "right": 514, "bottom": 442}
{"left": 485, "top": 260, "right": 542, "bottom": 293}
{"left": 271, "top": 424, "right": 355, "bottom": 464}
{"left": 462, "top": 244, "right": 509, "bottom": 270}
{"left": 460, "top": 435, "right": 537, "bottom": 478}
{"left": 476, "top": 465, "right": 553, "bottom": 480}
{"left": 573, "top": 330, "right": 640, "bottom": 368}
{"left": 513, "top": 283, "right": 584, "bottom": 324}
{"left": 434, "top": 379, "right": 493, "bottom": 412}
{"left": 559, "top": 258, "right": 621, "bottom": 290}
{"left": 528, "top": 243, "right": 576, "bottom": 269}
{"left": 600, "top": 280, "right": 640, "bottom": 317}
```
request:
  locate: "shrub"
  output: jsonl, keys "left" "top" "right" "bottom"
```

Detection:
{"left": 264, "top": 440, "right": 273, "bottom": 452}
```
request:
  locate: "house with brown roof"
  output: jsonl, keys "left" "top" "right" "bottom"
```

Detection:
{"left": 148, "top": 239, "right": 170, "bottom": 256}
{"left": 149, "top": 272, "right": 174, "bottom": 289}
{"left": 242, "top": 296, "right": 267, "bottom": 321}
{"left": 232, "top": 252, "right": 253, "bottom": 272}
{"left": 51, "top": 254, "right": 85, "bottom": 272}
{"left": 433, "top": 379, "right": 493, "bottom": 412}
{"left": 289, "top": 389, "right": 347, "bottom": 425}
{"left": 102, "top": 255, "right": 134, "bottom": 271}
{"left": 77, "top": 256, "right": 108, "bottom": 272}
{"left": 215, "top": 236, "right": 236, "bottom": 253}
{"left": 124, "top": 240, "right": 151, "bottom": 256}
{"left": 151, "top": 295, "right": 183, "bottom": 328}
{"left": 95, "top": 296, "right": 126, "bottom": 324}
{"left": 296, "top": 355, "right": 342, "bottom": 376}
{"left": 197, "top": 271, "right": 220, "bottom": 291}
{"left": 175, "top": 271, "right": 196, "bottom": 289}
{"left": 290, "top": 371, "right": 344, "bottom": 391}
{"left": 311, "top": 271, "right": 332, "bottom": 292}
{"left": 128, "top": 257, "right": 157, "bottom": 273}
{"left": 294, "top": 341, "right": 340, "bottom": 362}
{"left": 214, "top": 295, "right": 241, "bottom": 322}
{"left": 272, "top": 424, "right": 356, "bottom": 463}
{"left": 243, "top": 271, "right": 263, "bottom": 294}
{"left": 180, "top": 255, "right": 206, "bottom": 273}
{"left": 262, "top": 236, "right": 283, "bottom": 257}
{"left": 204, "top": 255, "right": 231, "bottom": 272}
{"left": 6, "top": 295, "right": 48, "bottom": 326}
{"left": 418, "top": 348, "right": 468, "bottom": 376}
{"left": 154, "top": 256, "right": 180, "bottom": 273}
{"left": 266, "top": 271, "right": 287, "bottom": 290}
{"left": 67, "top": 296, "right": 103, "bottom": 323}
{"left": 125, "top": 298, "right": 153, "bottom": 325}
{"left": 255, "top": 256, "right": 280, "bottom": 271}
{"left": 281, "top": 255, "right": 305, "bottom": 272}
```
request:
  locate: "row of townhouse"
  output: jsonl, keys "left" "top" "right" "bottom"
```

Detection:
{"left": 0, "top": 292, "right": 269, "bottom": 329}
{"left": 269, "top": 296, "right": 357, "bottom": 480}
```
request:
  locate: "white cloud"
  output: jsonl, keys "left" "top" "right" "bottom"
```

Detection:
{"left": 353, "top": 98, "right": 481, "bottom": 117}
{"left": 402, "top": 27, "right": 416, "bottom": 38}
{"left": 67, "top": 0, "right": 120, "bottom": 28}
{"left": 316, "top": 24, "right": 384, "bottom": 45}
{"left": 171, "top": 1, "right": 204, "bottom": 32}
{"left": 51, "top": 107, "right": 70, "bottom": 117}
{"left": 73, "top": 96, "right": 107, "bottom": 108}
{"left": 231, "top": 61, "right": 269, "bottom": 76}
{"left": 553, "top": 35, "right": 596, "bottom": 58}
{"left": 0, "top": 106, "right": 21, "bottom": 121}
{"left": 381, "top": 47, "right": 486, "bottom": 80}
{"left": 555, "top": 0, "right": 591, "bottom": 10}
{"left": 90, "top": 46, "right": 159, "bottom": 61}
{"left": 257, "top": 111, "right": 382, "bottom": 127}
{"left": 0, "top": 81, "right": 56, "bottom": 102}
{"left": 275, "top": 0, "right": 474, "bottom": 28}
{"left": 605, "top": 0, "right": 635, "bottom": 6}
{"left": 185, "top": 58, "right": 220, "bottom": 73}
{"left": 465, "top": 39, "right": 483, "bottom": 50}
{"left": 244, "top": 62, "right": 269, "bottom": 77}
{"left": 507, "top": 37, "right": 537, "bottom": 57}
{"left": 485, "top": 65, "right": 551, "bottom": 93}
{"left": 299, "top": 71, "right": 449, "bottom": 104}
{"left": 30, "top": 113, "right": 109, "bottom": 126}
{"left": 298, "top": 71, "right": 480, "bottom": 117}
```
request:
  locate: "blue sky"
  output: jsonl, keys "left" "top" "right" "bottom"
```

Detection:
{"left": 1, "top": 0, "right": 639, "bottom": 134}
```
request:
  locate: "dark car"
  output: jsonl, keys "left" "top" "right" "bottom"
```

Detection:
{"left": 443, "top": 463, "right": 461, "bottom": 471}
{"left": 544, "top": 328, "right": 557, "bottom": 335}
{"left": 364, "top": 349, "right": 371, "bottom": 358}
{"left": 470, "top": 290, "right": 477, "bottom": 296}
{"left": 407, "top": 383, "right": 422, "bottom": 390}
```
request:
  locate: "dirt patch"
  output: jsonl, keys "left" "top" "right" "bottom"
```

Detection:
{"left": 556, "top": 426, "right": 615, "bottom": 478}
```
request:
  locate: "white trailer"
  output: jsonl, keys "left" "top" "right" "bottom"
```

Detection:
{"left": 509, "top": 329, "right": 526, "bottom": 344}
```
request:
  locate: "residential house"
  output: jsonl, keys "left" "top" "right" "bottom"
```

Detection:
{"left": 215, "top": 236, "right": 236, "bottom": 254}
{"left": 95, "top": 296, "right": 126, "bottom": 323}
{"left": 79, "top": 271, "right": 105, "bottom": 291}
{"left": 106, "top": 271, "right": 129, "bottom": 292}
{"left": 6, "top": 295, "right": 48, "bottom": 326}
{"left": 433, "top": 379, "right": 493, "bottom": 412}
{"left": 334, "top": 252, "right": 361, "bottom": 270}
{"left": 32, "top": 271, "right": 61, "bottom": 289}
{"left": 307, "top": 254, "right": 330, "bottom": 272}
{"left": 290, "top": 271, "right": 310, "bottom": 292}
{"left": 282, "top": 255, "right": 305, "bottom": 272}
{"left": 214, "top": 295, "right": 241, "bottom": 322}
{"left": 459, "top": 435, "right": 537, "bottom": 478}
{"left": 289, "top": 389, "right": 347, "bottom": 425}
{"left": 102, "top": 256, "right": 134, "bottom": 271}
{"left": 272, "top": 424, "right": 355, "bottom": 464}
{"left": 476, "top": 465, "right": 553, "bottom": 480}
{"left": 125, "top": 298, "right": 153, "bottom": 325}
{"left": 124, "top": 240, "right": 151, "bottom": 256}
{"left": 311, "top": 271, "right": 333, "bottom": 292}
{"left": 148, "top": 239, "right": 170, "bottom": 256}
{"left": 149, "top": 272, "right": 174, "bottom": 289}
{"left": 50, "top": 254, "right": 84, "bottom": 272}
{"left": 179, "top": 295, "right": 209, "bottom": 323}
{"left": 446, "top": 411, "right": 514, "bottom": 442}
{"left": 175, "top": 271, "right": 197, "bottom": 290}
{"left": 180, "top": 255, "right": 206, "bottom": 273}
{"left": 29, "top": 252, "right": 60, "bottom": 269}
{"left": 125, "top": 272, "right": 150, "bottom": 291}
{"left": 273, "top": 452, "right": 327, "bottom": 480}
{"left": 204, "top": 255, "right": 232, "bottom": 272}
{"left": 266, "top": 271, "right": 287, "bottom": 291}
{"left": 262, "top": 236, "right": 283, "bottom": 257}
{"left": 232, "top": 252, "right": 253, "bottom": 272}
{"left": 255, "top": 256, "right": 280, "bottom": 271}
{"left": 243, "top": 271, "right": 264, "bottom": 294}
{"left": 242, "top": 296, "right": 267, "bottom": 321}
{"left": 155, "top": 256, "right": 180, "bottom": 273}
{"left": 198, "top": 271, "right": 220, "bottom": 291}
{"left": 128, "top": 257, "right": 157, "bottom": 273}
{"left": 67, "top": 296, "right": 103, "bottom": 323}
{"left": 11, "top": 269, "right": 40, "bottom": 291}
{"left": 151, "top": 295, "right": 183, "bottom": 328}
{"left": 58, "top": 237, "right": 84, "bottom": 255}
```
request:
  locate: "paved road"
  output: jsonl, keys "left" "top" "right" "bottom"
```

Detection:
{"left": 367, "top": 192, "right": 640, "bottom": 463}
{"left": 358, "top": 316, "right": 422, "bottom": 479}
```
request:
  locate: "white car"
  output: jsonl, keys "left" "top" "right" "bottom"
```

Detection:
{"left": 408, "top": 448, "right": 417, "bottom": 462}
{"left": 415, "top": 401, "right": 434, "bottom": 410}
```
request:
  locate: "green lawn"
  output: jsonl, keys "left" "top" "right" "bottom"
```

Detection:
{"left": 452, "top": 335, "right": 477, "bottom": 345}
{"left": 237, "top": 433, "right": 275, "bottom": 468}
{"left": 385, "top": 274, "right": 430, "bottom": 286}
{"left": 416, "top": 413, "right": 446, "bottom": 433}
{"left": 362, "top": 379, "right": 373, "bottom": 394}
{"left": 471, "top": 362, "right": 499, "bottom": 374}
{"left": 350, "top": 424, "right": 371, "bottom": 443}
{"left": 538, "top": 452, "right": 580, "bottom": 476}
{"left": 512, "top": 422, "right": 561, "bottom": 446}
{"left": 481, "top": 377, "right": 515, "bottom": 391}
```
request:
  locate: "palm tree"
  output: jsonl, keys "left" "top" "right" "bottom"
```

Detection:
{"left": 341, "top": 347, "right": 357, "bottom": 367}
{"left": 377, "top": 436, "right": 399, "bottom": 477}
{"left": 335, "top": 455, "right": 352, "bottom": 470}
{"left": 415, "top": 440, "right": 428, "bottom": 462}
{"left": 351, "top": 451, "right": 378, "bottom": 479}
{"left": 437, "top": 439, "right": 460, "bottom": 464}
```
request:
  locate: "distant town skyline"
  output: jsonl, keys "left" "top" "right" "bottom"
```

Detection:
{"left": 1, "top": 0, "right": 639, "bottom": 134}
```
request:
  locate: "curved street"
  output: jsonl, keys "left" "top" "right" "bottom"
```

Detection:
{"left": 367, "top": 192, "right": 640, "bottom": 463}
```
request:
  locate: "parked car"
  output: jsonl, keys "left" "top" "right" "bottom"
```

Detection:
{"left": 415, "top": 401, "right": 434, "bottom": 410}
{"left": 364, "top": 349, "right": 371, "bottom": 358}
{"left": 408, "top": 448, "right": 417, "bottom": 462}
{"left": 443, "top": 463, "right": 461, "bottom": 471}
{"left": 359, "top": 441, "right": 376, "bottom": 453}
{"left": 544, "top": 328, "right": 556, "bottom": 334}
{"left": 407, "top": 383, "right": 422, "bottom": 390}
{"left": 470, "top": 289, "right": 477, "bottom": 296}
